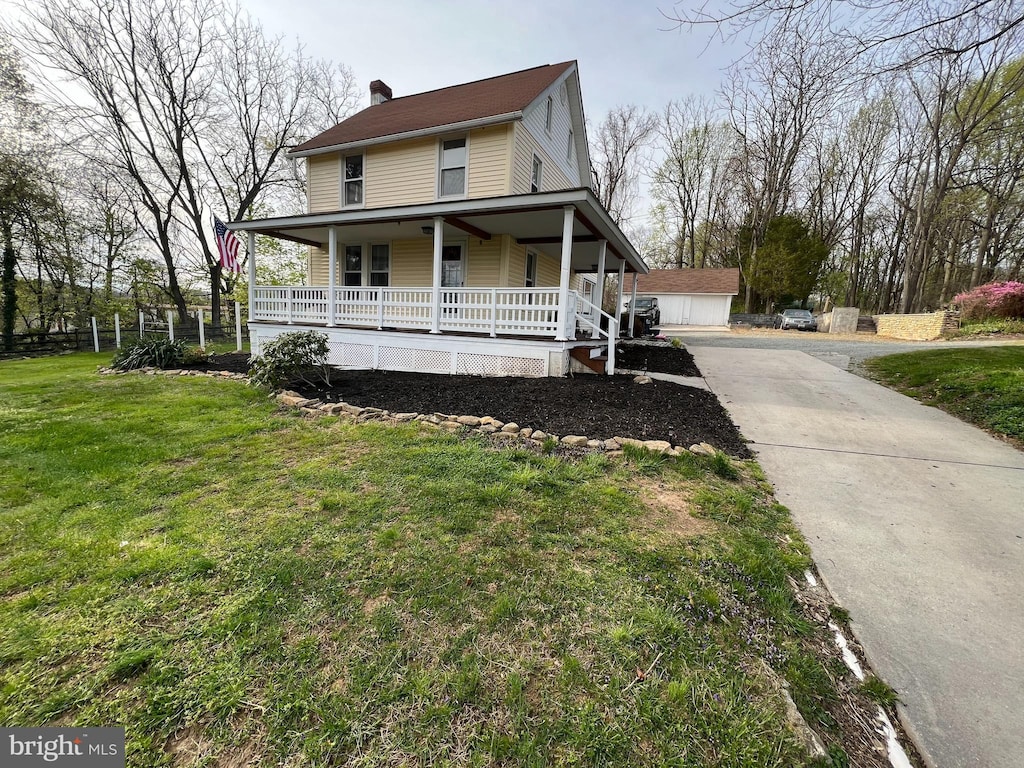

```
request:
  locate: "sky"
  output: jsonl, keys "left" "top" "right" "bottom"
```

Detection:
{"left": 245, "top": 0, "right": 746, "bottom": 121}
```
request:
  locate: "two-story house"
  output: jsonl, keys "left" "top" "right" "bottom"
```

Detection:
{"left": 229, "top": 61, "right": 649, "bottom": 376}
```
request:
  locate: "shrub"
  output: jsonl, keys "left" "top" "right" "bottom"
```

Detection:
{"left": 953, "top": 281, "right": 1024, "bottom": 321}
{"left": 111, "top": 338, "right": 191, "bottom": 371}
{"left": 249, "top": 330, "right": 331, "bottom": 390}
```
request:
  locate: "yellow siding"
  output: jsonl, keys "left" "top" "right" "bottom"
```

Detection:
{"left": 511, "top": 123, "right": 574, "bottom": 195}
{"left": 508, "top": 240, "right": 527, "bottom": 287}
{"left": 308, "top": 155, "right": 340, "bottom": 212}
{"left": 309, "top": 246, "right": 329, "bottom": 284}
{"left": 391, "top": 239, "right": 432, "bottom": 285}
{"left": 536, "top": 250, "right": 560, "bottom": 287}
{"left": 466, "top": 125, "right": 510, "bottom": 199}
{"left": 365, "top": 137, "right": 437, "bottom": 207}
{"left": 466, "top": 238, "right": 501, "bottom": 286}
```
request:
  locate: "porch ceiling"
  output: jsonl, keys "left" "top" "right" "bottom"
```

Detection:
{"left": 228, "top": 188, "right": 648, "bottom": 274}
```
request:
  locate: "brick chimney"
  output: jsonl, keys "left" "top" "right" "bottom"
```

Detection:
{"left": 369, "top": 80, "right": 392, "bottom": 106}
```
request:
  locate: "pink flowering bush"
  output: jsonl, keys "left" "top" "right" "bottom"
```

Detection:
{"left": 954, "top": 281, "right": 1024, "bottom": 321}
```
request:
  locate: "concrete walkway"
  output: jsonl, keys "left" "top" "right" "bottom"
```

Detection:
{"left": 689, "top": 346, "right": 1024, "bottom": 768}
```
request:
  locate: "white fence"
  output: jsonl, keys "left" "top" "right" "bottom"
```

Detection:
{"left": 252, "top": 286, "right": 566, "bottom": 338}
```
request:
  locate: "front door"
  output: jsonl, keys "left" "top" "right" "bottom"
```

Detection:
{"left": 441, "top": 244, "right": 464, "bottom": 288}
{"left": 441, "top": 244, "right": 464, "bottom": 317}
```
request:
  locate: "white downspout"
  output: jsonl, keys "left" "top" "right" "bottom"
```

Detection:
{"left": 555, "top": 205, "right": 574, "bottom": 341}
{"left": 431, "top": 216, "right": 444, "bottom": 334}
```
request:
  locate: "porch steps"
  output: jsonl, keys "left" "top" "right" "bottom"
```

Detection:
{"left": 570, "top": 346, "right": 608, "bottom": 374}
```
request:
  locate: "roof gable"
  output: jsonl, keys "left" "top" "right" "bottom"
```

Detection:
{"left": 293, "top": 62, "right": 576, "bottom": 155}
{"left": 635, "top": 269, "right": 741, "bottom": 295}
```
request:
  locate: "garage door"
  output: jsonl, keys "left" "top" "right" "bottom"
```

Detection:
{"left": 687, "top": 295, "right": 729, "bottom": 325}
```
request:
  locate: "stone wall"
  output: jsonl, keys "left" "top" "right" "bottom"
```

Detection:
{"left": 874, "top": 310, "right": 960, "bottom": 340}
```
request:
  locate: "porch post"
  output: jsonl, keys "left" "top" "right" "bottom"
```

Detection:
{"left": 431, "top": 216, "right": 443, "bottom": 333}
{"left": 628, "top": 273, "right": 638, "bottom": 338}
{"left": 247, "top": 232, "right": 256, "bottom": 322}
{"left": 592, "top": 239, "right": 607, "bottom": 339}
{"left": 327, "top": 226, "right": 337, "bottom": 327}
{"left": 616, "top": 258, "right": 625, "bottom": 337}
{"left": 555, "top": 205, "right": 574, "bottom": 341}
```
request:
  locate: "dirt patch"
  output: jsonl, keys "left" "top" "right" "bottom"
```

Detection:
{"left": 181, "top": 351, "right": 251, "bottom": 374}
{"left": 635, "top": 479, "right": 714, "bottom": 539}
{"left": 294, "top": 371, "right": 751, "bottom": 458}
{"left": 615, "top": 341, "right": 701, "bottom": 377}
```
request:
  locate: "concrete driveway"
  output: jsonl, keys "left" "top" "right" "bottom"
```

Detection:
{"left": 689, "top": 346, "right": 1024, "bottom": 768}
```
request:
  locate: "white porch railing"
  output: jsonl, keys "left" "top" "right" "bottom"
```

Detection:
{"left": 252, "top": 286, "right": 566, "bottom": 339}
{"left": 574, "top": 294, "right": 618, "bottom": 374}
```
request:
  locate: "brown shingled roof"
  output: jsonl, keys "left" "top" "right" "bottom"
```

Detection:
{"left": 635, "top": 268, "right": 740, "bottom": 295}
{"left": 293, "top": 62, "right": 576, "bottom": 154}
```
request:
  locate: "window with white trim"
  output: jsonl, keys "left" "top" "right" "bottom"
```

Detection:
{"left": 525, "top": 250, "right": 537, "bottom": 288}
{"left": 344, "top": 245, "right": 362, "bottom": 286}
{"left": 439, "top": 137, "right": 467, "bottom": 198}
{"left": 545, "top": 96, "right": 553, "bottom": 132}
{"left": 531, "top": 155, "right": 542, "bottom": 193}
{"left": 343, "top": 154, "right": 363, "bottom": 206}
{"left": 369, "top": 243, "right": 390, "bottom": 286}
{"left": 566, "top": 128, "right": 574, "bottom": 162}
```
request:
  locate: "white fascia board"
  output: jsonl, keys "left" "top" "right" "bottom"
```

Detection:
{"left": 644, "top": 291, "right": 738, "bottom": 297}
{"left": 287, "top": 112, "right": 522, "bottom": 158}
{"left": 229, "top": 186, "right": 649, "bottom": 275}
{"left": 565, "top": 69, "right": 593, "bottom": 188}
{"left": 227, "top": 189, "right": 594, "bottom": 231}
{"left": 520, "top": 62, "right": 577, "bottom": 119}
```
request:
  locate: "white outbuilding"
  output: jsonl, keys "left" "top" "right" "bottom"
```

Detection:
{"left": 629, "top": 268, "right": 740, "bottom": 327}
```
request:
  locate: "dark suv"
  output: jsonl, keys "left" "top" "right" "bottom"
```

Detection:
{"left": 627, "top": 297, "right": 661, "bottom": 327}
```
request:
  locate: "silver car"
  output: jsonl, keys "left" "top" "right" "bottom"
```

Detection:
{"left": 776, "top": 309, "right": 818, "bottom": 331}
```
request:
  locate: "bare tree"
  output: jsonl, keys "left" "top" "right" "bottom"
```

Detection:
{"left": 651, "top": 97, "right": 736, "bottom": 268}
{"left": 590, "top": 105, "right": 658, "bottom": 225}
{"left": 13, "top": 0, "right": 357, "bottom": 325}
{"left": 723, "top": 29, "right": 847, "bottom": 309}
{"left": 666, "top": 0, "right": 1024, "bottom": 72}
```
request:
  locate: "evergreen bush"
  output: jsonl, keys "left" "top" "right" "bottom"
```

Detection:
{"left": 249, "top": 331, "right": 331, "bottom": 390}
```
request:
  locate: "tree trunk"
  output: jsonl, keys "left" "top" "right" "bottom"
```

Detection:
{"left": 1, "top": 221, "right": 16, "bottom": 351}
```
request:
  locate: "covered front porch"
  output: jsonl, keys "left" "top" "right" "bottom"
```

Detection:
{"left": 230, "top": 188, "right": 648, "bottom": 376}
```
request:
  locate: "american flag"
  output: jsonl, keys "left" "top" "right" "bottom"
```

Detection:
{"left": 213, "top": 216, "right": 242, "bottom": 274}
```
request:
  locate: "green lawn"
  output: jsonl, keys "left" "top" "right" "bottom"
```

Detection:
{"left": 0, "top": 354, "right": 856, "bottom": 767}
{"left": 865, "top": 346, "right": 1024, "bottom": 444}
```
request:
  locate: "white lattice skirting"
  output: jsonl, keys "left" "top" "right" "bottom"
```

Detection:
{"left": 250, "top": 324, "right": 571, "bottom": 377}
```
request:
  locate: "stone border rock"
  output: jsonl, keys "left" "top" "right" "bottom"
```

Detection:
{"left": 274, "top": 390, "right": 722, "bottom": 458}
{"left": 97, "top": 366, "right": 248, "bottom": 382}
{"left": 96, "top": 367, "right": 723, "bottom": 457}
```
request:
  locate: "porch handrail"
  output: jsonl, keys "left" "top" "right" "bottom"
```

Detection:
{"left": 574, "top": 294, "right": 618, "bottom": 375}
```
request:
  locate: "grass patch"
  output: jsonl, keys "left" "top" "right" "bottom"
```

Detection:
{"left": 865, "top": 347, "right": 1024, "bottom": 444}
{"left": 857, "top": 676, "right": 900, "bottom": 708}
{"left": 0, "top": 354, "right": 862, "bottom": 766}
{"left": 951, "top": 319, "right": 1024, "bottom": 338}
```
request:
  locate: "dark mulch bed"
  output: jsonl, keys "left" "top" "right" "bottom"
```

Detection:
{"left": 182, "top": 351, "right": 252, "bottom": 375}
{"left": 293, "top": 370, "right": 750, "bottom": 457}
{"left": 615, "top": 342, "right": 702, "bottom": 377}
{"left": 180, "top": 349, "right": 743, "bottom": 455}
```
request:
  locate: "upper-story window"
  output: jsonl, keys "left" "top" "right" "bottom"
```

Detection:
{"left": 344, "top": 154, "right": 363, "bottom": 206}
{"left": 567, "top": 129, "right": 574, "bottom": 162}
{"left": 439, "top": 137, "right": 467, "bottom": 198}
{"left": 545, "top": 96, "right": 553, "bottom": 132}
{"left": 531, "top": 155, "right": 543, "bottom": 193}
